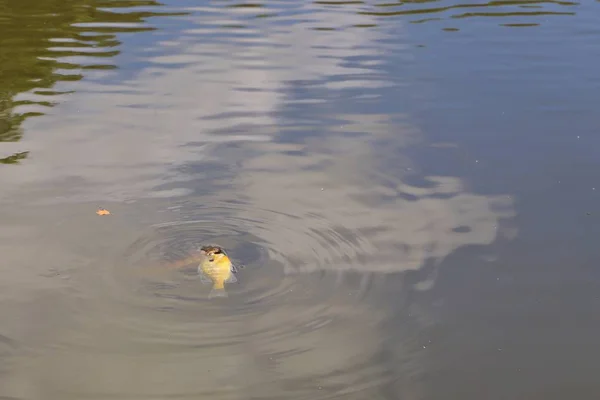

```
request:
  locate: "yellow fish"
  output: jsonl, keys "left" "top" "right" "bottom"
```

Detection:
{"left": 198, "top": 245, "right": 238, "bottom": 298}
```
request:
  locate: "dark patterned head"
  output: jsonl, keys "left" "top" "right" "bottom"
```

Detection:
{"left": 200, "top": 245, "right": 226, "bottom": 261}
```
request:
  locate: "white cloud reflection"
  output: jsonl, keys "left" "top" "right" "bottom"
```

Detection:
{"left": 1, "top": 0, "right": 514, "bottom": 275}
{"left": 0, "top": 2, "right": 515, "bottom": 399}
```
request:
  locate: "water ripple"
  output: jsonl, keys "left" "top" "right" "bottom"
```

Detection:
{"left": 0, "top": 0, "right": 523, "bottom": 398}
{"left": 358, "top": 0, "right": 578, "bottom": 27}
{"left": 0, "top": 0, "right": 187, "bottom": 163}
{"left": 17, "top": 197, "right": 409, "bottom": 398}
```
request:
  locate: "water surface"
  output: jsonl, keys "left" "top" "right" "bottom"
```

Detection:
{"left": 1, "top": 0, "right": 600, "bottom": 399}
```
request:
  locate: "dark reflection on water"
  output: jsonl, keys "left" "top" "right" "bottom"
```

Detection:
{"left": 0, "top": 0, "right": 187, "bottom": 162}
{"left": 1, "top": 0, "right": 600, "bottom": 399}
{"left": 360, "top": 0, "right": 577, "bottom": 24}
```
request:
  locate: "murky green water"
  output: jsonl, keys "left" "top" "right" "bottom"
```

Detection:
{"left": 1, "top": 0, "right": 599, "bottom": 399}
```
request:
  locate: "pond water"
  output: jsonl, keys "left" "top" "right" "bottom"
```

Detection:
{"left": 1, "top": 0, "right": 600, "bottom": 399}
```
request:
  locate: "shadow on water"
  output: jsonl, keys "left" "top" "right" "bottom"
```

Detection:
{"left": 0, "top": 0, "right": 187, "bottom": 163}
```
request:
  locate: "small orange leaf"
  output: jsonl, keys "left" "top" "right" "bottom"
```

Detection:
{"left": 96, "top": 208, "right": 111, "bottom": 216}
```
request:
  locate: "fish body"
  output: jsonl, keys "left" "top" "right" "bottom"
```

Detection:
{"left": 198, "top": 245, "right": 238, "bottom": 298}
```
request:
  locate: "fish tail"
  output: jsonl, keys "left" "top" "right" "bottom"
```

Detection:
{"left": 209, "top": 283, "right": 228, "bottom": 299}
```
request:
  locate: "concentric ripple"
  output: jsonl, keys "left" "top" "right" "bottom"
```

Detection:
{"left": 64, "top": 197, "right": 381, "bottom": 359}
{"left": 110, "top": 197, "right": 380, "bottom": 308}
{"left": 55, "top": 196, "right": 411, "bottom": 399}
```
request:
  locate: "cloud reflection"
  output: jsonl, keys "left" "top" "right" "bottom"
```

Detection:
{"left": 0, "top": 1, "right": 515, "bottom": 399}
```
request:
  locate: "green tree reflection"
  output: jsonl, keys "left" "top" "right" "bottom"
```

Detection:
{"left": 0, "top": 0, "right": 187, "bottom": 163}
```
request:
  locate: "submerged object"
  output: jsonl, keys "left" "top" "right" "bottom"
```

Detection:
{"left": 96, "top": 207, "right": 110, "bottom": 216}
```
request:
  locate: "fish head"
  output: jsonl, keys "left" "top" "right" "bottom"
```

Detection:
{"left": 200, "top": 245, "right": 226, "bottom": 263}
